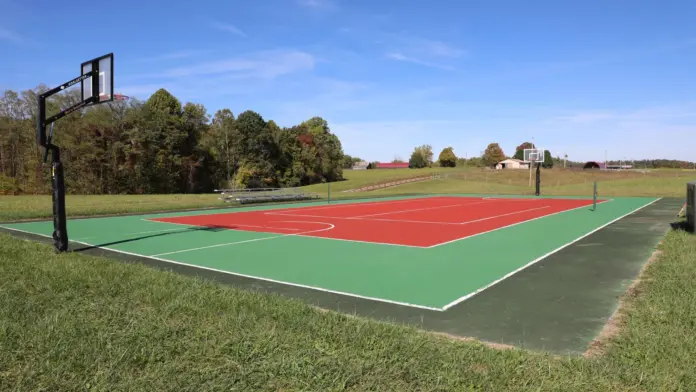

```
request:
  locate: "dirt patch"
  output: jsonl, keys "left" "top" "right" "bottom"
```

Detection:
{"left": 583, "top": 246, "right": 664, "bottom": 358}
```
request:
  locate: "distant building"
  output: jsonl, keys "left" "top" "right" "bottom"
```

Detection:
{"left": 494, "top": 159, "right": 530, "bottom": 170}
{"left": 375, "top": 162, "right": 409, "bottom": 169}
{"left": 584, "top": 161, "right": 633, "bottom": 170}
{"left": 352, "top": 161, "right": 369, "bottom": 170}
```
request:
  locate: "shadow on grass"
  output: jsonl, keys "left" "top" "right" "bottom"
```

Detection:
{"left": 71, "top": 225, "right": 229, "bottom": 252}
{"left": 669, "top": 220, "right": 692, "bottom": 232}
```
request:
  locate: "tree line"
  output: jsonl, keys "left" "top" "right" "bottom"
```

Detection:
{"left": 404, "top": 142, "right": 696, "bottom": 170}
{"left": 405, "top": 142, "right": 556, "bottom": 169}
{"left": 0, "top": 87, "right": 346, "bottom": 195}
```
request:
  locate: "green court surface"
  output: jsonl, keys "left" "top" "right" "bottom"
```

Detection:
{"left": 1, "top": 194, "right": 661, "bottom": 311}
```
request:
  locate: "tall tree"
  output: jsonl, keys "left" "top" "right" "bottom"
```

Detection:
{"left": 513, "top": 141, "right": 534, "bottom": 160}
{"left": 542, "top": 150, "right": 554, "bottom": 169}
{"left": 482, "top": 143, "right": 505, "bottom": 166}
{"left": 438, "top": 147, "right": 457, "bottom": 167}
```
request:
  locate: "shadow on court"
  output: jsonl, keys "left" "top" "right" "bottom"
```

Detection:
{"left": 71, "top": 225, "right": 229, "bottom": 252}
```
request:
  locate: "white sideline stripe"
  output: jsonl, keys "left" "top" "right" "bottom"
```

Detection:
{"left": 0, "top": 226, "right": 442, "bottom": 312}
{"left": 349, "top": 200, "right": 492, "bottom": 219}
{"left": 458, "top": 205, "right": 551, "bottom": 225}
{"left": 152, "top": 221, "right": 336, "bottom": 257}
{"left": 440, "top": 197, "right": 661, "bottom": 310}
{"left": 263, "top": 195, "right": 478, "bottom": 215}
{"left": 426, "top": 200, "right": 612, "bottom": 248}
{"left": 144, "top": 218, "right": 425, "bottom": 247}
{"left": 263, "top": 212, "right": 463, "bottom": 225}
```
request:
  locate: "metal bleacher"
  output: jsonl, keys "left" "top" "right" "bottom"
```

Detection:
{"left": 215, "top": 187, "right": 321, "bottom": 205}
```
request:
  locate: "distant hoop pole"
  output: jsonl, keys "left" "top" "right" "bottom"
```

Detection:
{"left": 593, "top": 181, "right": 598, "bottom": 211}
{"left": 535, "top": 162, "right": 541, "bottom": 196}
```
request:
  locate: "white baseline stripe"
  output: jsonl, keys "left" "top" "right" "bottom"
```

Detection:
{"left": 263, "top": 195, "right": 480, "bottom": 216}
{"left": 0, "top": 225, "right": 442, "bottom": 312}
{"left": 350, "top": 200, "right": 492, "bottom": 219}
{"left": 440, "top": 197, "right": 661, "bottom": 310}
{"left": 427, "top": 200, "right": 613, "bottom": 248}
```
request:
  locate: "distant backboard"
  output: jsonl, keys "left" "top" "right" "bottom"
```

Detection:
{"left": 81, "top": 53, "right": 114, "bottom": 103}
{"left": 523, "top": 148, "right": 545, "bottom": 164}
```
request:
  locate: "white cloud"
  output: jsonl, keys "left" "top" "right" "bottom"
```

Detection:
{"left": 556, "top": 103, "right": 696, "bottom": 124}
{"left": 150, "top": 50, "right": 315, "bottom": 79}
{"left": 297, "top": 0, "right": 337, "bottom": 9}
{"left": 385, "top": 52, "right": 455, "bottom": 70}
{"left": 0, "top": 27, "right": 25, "bottom": 45}
{"left": 134, "top": 50, "right": 209, "bottom": 63}
{"left": 211, "top": 22, "right": 246, "bottom": 37}
{"left": 380, "top": 32, "right": 465, "bottom": 70}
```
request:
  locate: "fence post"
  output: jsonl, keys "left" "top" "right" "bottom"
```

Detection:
{"left": 328, "top": 182, "right": 331, "bottom": 204}
{"left": 593, "top": 181, "right": 597, "bottom": 211}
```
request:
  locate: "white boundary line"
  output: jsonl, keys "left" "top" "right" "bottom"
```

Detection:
{"left": 267, "top": 196, "right": 459, "bottom": 214}
{"left": 348, "top": 200, "right": 492, "bottom": 219}
{"left": 144, "top": 217, "right": 426, "bottom": 248}
{"left": 457, "top": 205, "right": 551, "bottom": 225}
{"left": 0, "top": 225, "right": 443, "bottom": 312}
{"left": 440, "top": 197, "right": 661, "bottom": 310}
{"left": 151, "top": 221, "right": 336, "bottom": 257}
{"left": 426, "top": 199, "right": 613, "bottom": 248}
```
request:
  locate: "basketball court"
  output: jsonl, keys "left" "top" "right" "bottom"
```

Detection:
{"left": 0, "top": 194, "right": 662, "bottom": 311}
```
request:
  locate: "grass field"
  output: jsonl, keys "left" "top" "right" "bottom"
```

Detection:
{"left": 1, "top": 167, "right": 696, "bottom": 390}
{"left": 2, "top": 167, "right": 693, "bottom": 221}
{"left": 1, "top": 225, "right": 695, "bottom": 390}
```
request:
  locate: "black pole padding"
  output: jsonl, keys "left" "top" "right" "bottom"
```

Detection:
{"left": 51, "top": 147, "right": 69, "bottom": 252}
{"left": 535, "top": 163, "right": 541, "bottom": 196}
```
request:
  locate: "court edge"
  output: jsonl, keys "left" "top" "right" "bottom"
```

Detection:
{"left": 440, "top": 197, "right": 663, "bottom": 310}
{"left": 0, "top": 226, "right": 444, "bottom": 312}
{"left": 0, "top": 196, "right": 658, "bottom": 313}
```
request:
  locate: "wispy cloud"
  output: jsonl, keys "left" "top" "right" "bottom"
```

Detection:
{"left": 154, "top": 50, "right": 315, "bottom": 79}
{"left": 380, "top": 32, "right": 465, "bottom": 70}
{"left": 385, "top": 33, "right": 466, "bottom": 58}
{"left": 211, "top": 22, "right": 246, "bottom": 37}
{"left": 556, "top": 103, "right": 696, "bottom": 124}
{"left": 297, "top": 0, "right": 337, "bottom": 9}
{"left": 0, "top": 27, "right": 26, "bottom": 45}
{"left": 385, "top": 52, "right": 455, "bottom": 70}
{"left": 135, "top": 50, "right": 209, "bottom": 63}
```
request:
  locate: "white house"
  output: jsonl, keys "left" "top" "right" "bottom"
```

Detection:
{"left": 352, "top": 161, "right": 369, "bottom": 170}
{"left": 494, "top": 158, "right": 529, "bottom": 170}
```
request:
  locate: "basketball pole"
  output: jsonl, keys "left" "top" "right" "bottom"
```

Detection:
{"left": 36, "top": 53, "right": 113, "bottom": 253}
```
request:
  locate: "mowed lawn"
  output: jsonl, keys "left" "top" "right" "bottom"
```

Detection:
{"left": 1, "top": 168, "right": 696, "bottom": 389}
{"left": 1, "top": 224, "right": 696, "bottom": 390}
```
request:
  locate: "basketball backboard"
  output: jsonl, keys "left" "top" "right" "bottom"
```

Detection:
{"left": 523, "top": 148, "right": 545, "bottom": 164}
{"left": 81, "top": 53, "right": 114, "bottom": 103}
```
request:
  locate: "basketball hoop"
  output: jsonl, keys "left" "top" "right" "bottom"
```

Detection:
{"left": 523, "top": 148, "right": 544, "bottom": 196}
{"left": 523, "top": 148, "right": 545, "bottom": 166}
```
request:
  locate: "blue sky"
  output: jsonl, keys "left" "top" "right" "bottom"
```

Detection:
{"left": 2, "top": 0, "right": 696, "bottom": 163}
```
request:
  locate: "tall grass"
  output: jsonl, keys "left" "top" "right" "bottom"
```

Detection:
{"left": 1, "top": 228, "right": 695, "bottom": 390}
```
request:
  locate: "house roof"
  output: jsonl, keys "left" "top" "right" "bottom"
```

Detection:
{"left": 498, "top": 158, "right": 525, "bottom": 163}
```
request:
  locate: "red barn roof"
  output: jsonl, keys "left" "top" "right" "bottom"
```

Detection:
{"left": 376, "top": 162, "right": 409, "bottom": 169}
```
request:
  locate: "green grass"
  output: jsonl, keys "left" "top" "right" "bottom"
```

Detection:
{"left": 1, "top": 227, "right": 695, "bottom": 390}
{"left": 2, "top": 167, "right": 694, "bottom": 222}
